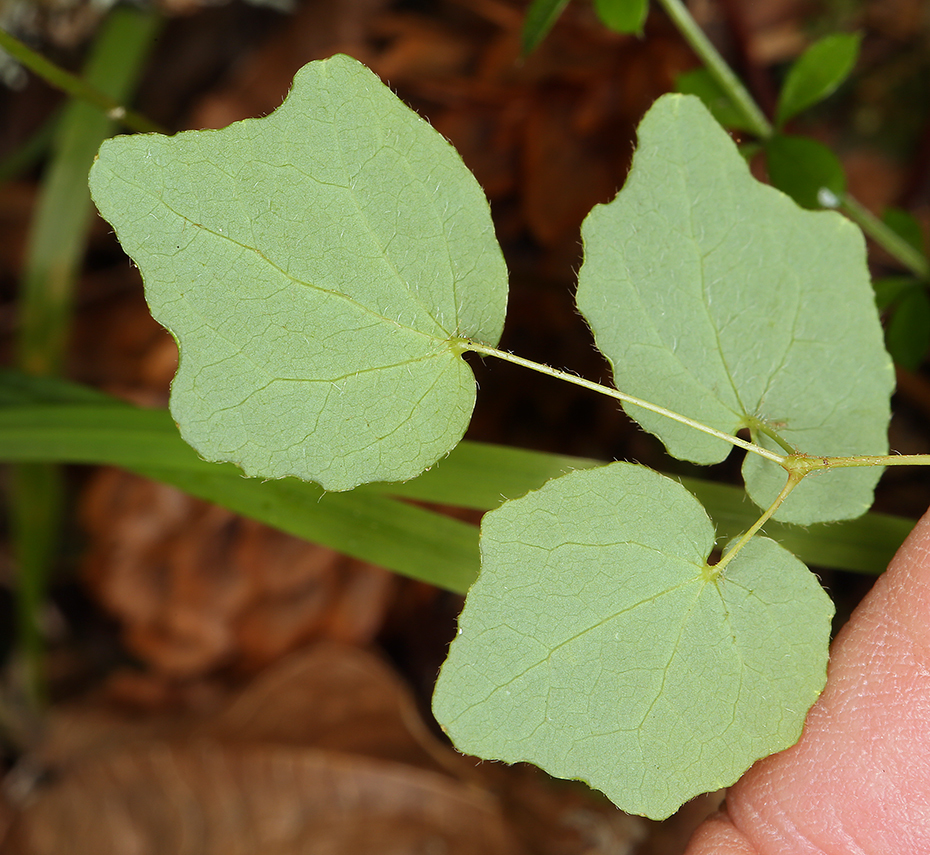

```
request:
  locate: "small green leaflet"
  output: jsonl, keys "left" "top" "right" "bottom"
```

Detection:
{"left": 576, "top": 94, "right": 894, "bottom": 524}
{"left": 776, "top": 32, "right": 862, "bottom": 127}
{"left": 432, "top": 463, "right": 833, "bottom": 820}
{"left": 89, "top": 54, "right": 508, "bottom": 491}
{"left": 593, "top": 0, "right": 649, "bottom": 35}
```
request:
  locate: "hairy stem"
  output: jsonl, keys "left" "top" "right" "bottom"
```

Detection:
{"left": 712, "top": 470, "right": 803, "bottom": 576}
{"left": 746, "top": 417, "right": 797, "bottom": 455}
{"left": 787, "top": 452, "right": 930, "bottom": 473}
{"left": 465, "top": 343, "right": 930, "bottom": 479}
{"left": 465, "top": 341, "right": 786, "bottom": 465}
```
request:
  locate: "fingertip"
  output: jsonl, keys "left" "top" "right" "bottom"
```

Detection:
{"left": 686, "top": 504, "right": 930, "bottom": 853}
{"left": 684, "top": 810, "right": 757, "bottom": 854}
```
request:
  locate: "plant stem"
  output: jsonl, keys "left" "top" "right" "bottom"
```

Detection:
{"left": 654, "top": 0, "right": 772, "bottom": 139}
{"left": 712, "top": 470, "right": 803, "bottom": 575}
{"left": 466, "top": 343, "right": 930, "bottom": 478}
{"left": 840, "top": 196, "right": 930, "bottom": 281}
{"left": 0, "top": 26, "right": 164, "bottom": 135}
{"left": 747, "top": 416, "right": 797, "bottom": 454}
{"left": 788, "top": 452, "right": 930, "bottom": 472}
{"left": 465, "top": 341, "right": 786, "bottom": 465}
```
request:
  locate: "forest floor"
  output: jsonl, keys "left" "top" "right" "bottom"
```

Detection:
{"left": 1, "top": 0, "right": 929, "bottom": 852}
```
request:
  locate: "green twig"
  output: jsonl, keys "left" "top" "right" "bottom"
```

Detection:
{"left": 787, "top": 451, "right": 930, "bottom": 472}
{"left": 654, "top": 0, "right": 772, "bottom": 139}
{"left": 0, "top": 26, "right": 164, "bottom": 135}
{"left": 465, "top": 341, "right": 930, "bottom": 483}
{"left": 840, "top": 196, "right": 930, "bottom": 281}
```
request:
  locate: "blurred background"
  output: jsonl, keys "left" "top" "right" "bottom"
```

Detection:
{"left": 0, "top": 0, "right": 929, "bottom": 851}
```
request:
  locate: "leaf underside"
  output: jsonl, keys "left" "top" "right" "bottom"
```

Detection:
{"left": 432, "top": 463, "right": 834, "bottom": 820}
{"left": 576, "top": 94, "right": 894, "bottom": 524}
{"left": 89, "top": 54, "right": 508, "bottom": 491}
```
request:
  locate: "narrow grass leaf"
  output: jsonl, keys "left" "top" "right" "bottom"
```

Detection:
{"left": 0, "top": 377, "right": 911, "bottom": 576}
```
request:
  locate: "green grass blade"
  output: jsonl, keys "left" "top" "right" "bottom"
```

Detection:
{"left": 17, "top": 7, "right": 162, "bottom": 375}
{"left": 383, "top": 442, "right": 910, "bottom": 574}
{"left": 0, "top": 380, "right": 911, "bottom": 580}
{"left": 135, "top": 464, "right": 479, "bottom": 594}
{"left": 367, "top": 440, "right": 598, "bottom": 507}
{"left": 9, "top": 6, "right": 161, "bottom": 706}
{"left": 0, "top": 398, "right": 478, "bottom": 593}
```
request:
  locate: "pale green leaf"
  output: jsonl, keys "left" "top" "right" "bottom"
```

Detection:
{"left": 576, "top": 94, "right": 894, "bottom": 524}
{"left": 89, "top": 54, "right": 507, "bottom": 491}
{"left": 776, "top": 32, "right": 861, "bottom": 127}
{"left": 432, "top": 463, "right": 833, "bottom": 820}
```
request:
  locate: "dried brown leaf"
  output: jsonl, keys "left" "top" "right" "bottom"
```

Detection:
{"left": 7, "top": 743, "right": 522, "bottom": 855}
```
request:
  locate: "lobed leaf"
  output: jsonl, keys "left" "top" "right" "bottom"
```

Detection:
{"left": 576, "top": 94, "right": 894, "bottom": 524}
{"left": 776, "top": 32, "right": 862, "bottom": 126}
{"left": 90, "top": 54, "right": 508, "bottom": 491}
{"left": 432, "top": 463, "right": 834, "bottom": 820}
